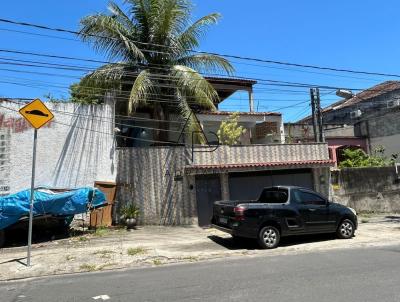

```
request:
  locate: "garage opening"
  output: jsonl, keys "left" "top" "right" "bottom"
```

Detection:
{"left": 229, "top": 169, "right": 313, "bottom": 200}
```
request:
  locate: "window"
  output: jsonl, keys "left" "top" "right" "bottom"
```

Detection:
{"left": 258, "top": 188, "right": 288, "bottom": 203}
{"left": 292, "top": 190, "right": 326, "bottom": 206}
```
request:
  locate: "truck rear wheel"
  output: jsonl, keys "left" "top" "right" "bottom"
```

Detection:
{"left": 258, "top": 226, "right": 280, "bottom": 249}
{"left": 0, "top": 230, "right": 5, "bottom": 248}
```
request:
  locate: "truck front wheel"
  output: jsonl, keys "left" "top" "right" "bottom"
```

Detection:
{"left": 258, "top": 226, "right": 280, "bottom": 249}
{"left": 336, "top": 219, "right": 355, "bottom": 239}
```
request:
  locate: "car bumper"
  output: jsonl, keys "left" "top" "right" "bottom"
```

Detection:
{"left": 211, "top": 223, "right": 257, "bottom": 239}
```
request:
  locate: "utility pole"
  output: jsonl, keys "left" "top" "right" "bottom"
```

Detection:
{"left": 310, "top": 88, "right": 319, "bottom": 142}
{"left": 315, "top": 88, "right": 325, "bottom": 142}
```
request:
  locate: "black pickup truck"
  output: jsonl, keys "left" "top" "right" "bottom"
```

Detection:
{"left": 212, "top": 186, "right": 357, "bottom": 249}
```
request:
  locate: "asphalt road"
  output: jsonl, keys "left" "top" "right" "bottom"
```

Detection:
{"left": 1, "top": 245, "right": 400, "bottom": 302}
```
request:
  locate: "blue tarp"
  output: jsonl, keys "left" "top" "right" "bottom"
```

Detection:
{"left": 0, "top": 187, "right": 107, "bottom": 230}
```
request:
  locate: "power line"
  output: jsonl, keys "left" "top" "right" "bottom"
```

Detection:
{"left": 0, "top": 74, "right": 320, "bottom": 103}
{"left": 1, "top": 17, "right": 400, "bottom": 79}
{"left": 0, "top": 48, "right": 389, "bottom": 93}
{"left": 0, "top": 26, "right": 388, "bottom": 84}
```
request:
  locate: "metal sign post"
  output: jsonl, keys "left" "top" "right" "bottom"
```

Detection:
{"left": 18, "top": 99, "right": 54, "bottom": 267}
{"left": 27, "top": 129, "right": 38, "bottom": 267}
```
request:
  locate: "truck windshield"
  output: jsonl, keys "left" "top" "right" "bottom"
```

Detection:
{"left": 257, "top": 188, "right": 288, "bottom": 203}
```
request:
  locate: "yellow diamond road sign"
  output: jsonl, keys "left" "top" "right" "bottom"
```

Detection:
{"left": 19, "top": 99, "right": 54, "bottom": 129}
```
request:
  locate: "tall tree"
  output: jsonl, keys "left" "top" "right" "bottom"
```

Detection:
{"left": 78, "top": 0, "right": 234, "bottom": 142}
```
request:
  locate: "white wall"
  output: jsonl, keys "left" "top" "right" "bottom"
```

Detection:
{"left": 0, "top": 100, "right": 116, "bottom": 195}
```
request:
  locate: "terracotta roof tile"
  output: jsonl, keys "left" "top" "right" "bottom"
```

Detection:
{"left": 185, "top": 159, "right": 334, "bottom": 171}
{"left": 199, "top": 111, "right": 281, "bottom": 116}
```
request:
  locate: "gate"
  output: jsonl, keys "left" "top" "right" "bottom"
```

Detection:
{"left": 195, "top": 175, "right": 221, "bottom": 227}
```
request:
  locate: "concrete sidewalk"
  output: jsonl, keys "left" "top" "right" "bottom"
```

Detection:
{"left": 1, "top": 214, "right": 400, "bottom": 281}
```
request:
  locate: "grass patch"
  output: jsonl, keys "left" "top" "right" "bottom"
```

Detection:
{"left": 127, "top": 247, "right": 147, "bottom": 256}
{"left": 79, "top": 263, "right": 97, "bottom": 272}
{"left": 93, "top": 227, "right": 110, "bottom": 237}
{"left": 65, "top": 255, "right": 74, "bottom": 261}
{"left": 97, "top": 263, "right": 116, "bottom": 271}
{"left": 183, "top": 256, "right": 199, "bottom": 262}
{"left": 94, "top": 250, "right": 115, "bottom": 259}
{"left": 153, "top": 259, "right": 162, "bottom": 266}
{"left": 358, "top": 211, "right": 379, "bottom": 218}
{"left": 361, "top": 218, "right": 369, "bottom": 223}
{"left": 78, "top": 236, "right": 89, "bottom": 242}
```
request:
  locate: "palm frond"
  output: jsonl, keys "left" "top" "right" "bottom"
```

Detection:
{"left": 176, "top": 54, "right": 234, "bottom": 75}
{"left": 108, "top": 2, "right": 135, "bottom": 30}
{"left": 172, "top": 65, "right": 219, "bottom": 110}
{"left": 128, "top": 69, "right": 155, "bottom": 114}
{"left": 176, "top": 13, "right": 220, "bottom": 51}
{"left": 177, "top": 92, "right": 206, "bottom": 144}
{"left": 79, "top": 10, "right": 145, "bottom": 62}
{"left": 154, "top": 0, "right": 190, "bottom": 39}
{"left": 79, "top": 63, "right": 129, "bottom": 91}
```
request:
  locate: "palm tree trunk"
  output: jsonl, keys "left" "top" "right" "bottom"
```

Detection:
{"left": 152, "top": 103, "right": 169, "bottom": 143}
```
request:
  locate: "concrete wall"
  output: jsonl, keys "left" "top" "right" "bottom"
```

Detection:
{"left": 355, "top": 108, "right": 400, "bottom": 156}
{"left": 0, "top": 100, "right": 116, "bottom": 195}
{"left": 332, "top": 167, "right": 400, "bottom": 212}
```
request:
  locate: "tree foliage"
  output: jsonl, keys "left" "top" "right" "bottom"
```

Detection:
{"left": 217, "top": 112, "right": 246, "bottom": 145}
{"left": 69, "top": 83, "right": 101, "bottom": 104}
{"left": 339, "top": 146, "right": 398, "bottom": 169}
{"left": 77, "top": 0, "right": 234, "bottom": 142}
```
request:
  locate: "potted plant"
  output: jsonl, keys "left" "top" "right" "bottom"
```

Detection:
{"left": 121, "top": 203, "right": 140, "bottom": 230}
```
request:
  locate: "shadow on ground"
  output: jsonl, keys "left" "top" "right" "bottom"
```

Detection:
{"left": 1, "top": 225, "right": 90, "bottom": 249}
{"left": 384, "top": 216, "right": 400, "bottom": 223}
{"left": 208, "top": 233, "right": 337, "bottom": 250}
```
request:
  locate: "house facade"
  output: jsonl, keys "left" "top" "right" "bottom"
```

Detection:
{"left": 355, "top": 107, "right": 400, "bottom": 158}
{"left": 300, "top": 81, "right": 400, "bottom": 125}
{"left": 284, "top": 123, "right": 367, "bottom": 167}
{"left": 296, "top": 81, "right": 400, "bottom": 166}
{"left": 1, "top": 76, "right": 333, "bottom": 227}
{"left": 117, "top": 143, "right": 333, "bottom": 226}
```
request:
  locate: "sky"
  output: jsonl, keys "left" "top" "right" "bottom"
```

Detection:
{"left": 1, "top": 0, "right": 400, "bottom": 121}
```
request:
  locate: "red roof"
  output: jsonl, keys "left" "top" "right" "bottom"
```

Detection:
{"left": 186, "top": 159, "right": 334, "bottom": 171}
{"left": 199, "top": 111, "right": 281, "bottom": 116}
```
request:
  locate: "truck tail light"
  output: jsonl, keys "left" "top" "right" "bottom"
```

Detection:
{"left": 234, "top": 206, "right": 246, "bottom": 221}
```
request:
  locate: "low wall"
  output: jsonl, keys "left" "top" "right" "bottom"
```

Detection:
{"left": 332, "top": 167, "right": 400, "bottom": 212}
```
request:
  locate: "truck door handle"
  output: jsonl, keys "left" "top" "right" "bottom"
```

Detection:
{"left": 308, "top": 209, "right": 317, "bottom": 212}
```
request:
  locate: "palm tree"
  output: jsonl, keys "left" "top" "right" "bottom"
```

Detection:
{"left": 78, "top": 0, "right": 234, "bottom": 143}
